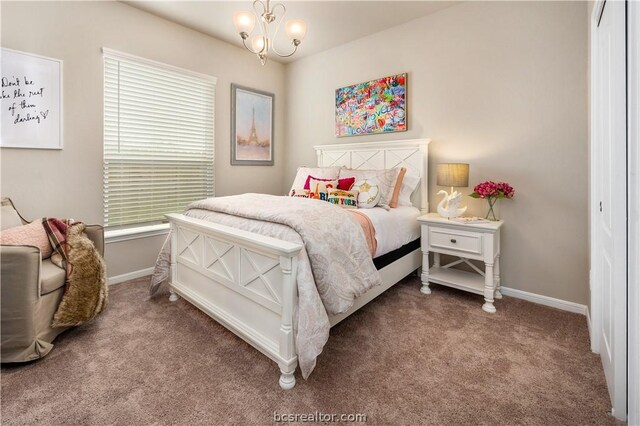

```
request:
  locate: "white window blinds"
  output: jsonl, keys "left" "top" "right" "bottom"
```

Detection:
{"left": 103, "top": 49, "right": 216, "bottom": 228}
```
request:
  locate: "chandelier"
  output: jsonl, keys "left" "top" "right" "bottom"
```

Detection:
{"left": 232, "top": 0, "right": 307, "bottom": 65}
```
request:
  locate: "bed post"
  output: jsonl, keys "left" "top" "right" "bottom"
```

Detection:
{"left": 316, "top": 148, "right": 323, "bottom": 167}
{"left": 420, "top": 142, "right": 430, "bottom": 214}
{"left": 169, "top": 221, "right": 180, "bottom": 302}
{"left": 278, "top": 255, "right": 298, "bottom": 390}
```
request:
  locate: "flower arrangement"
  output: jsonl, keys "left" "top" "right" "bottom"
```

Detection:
{"left": 469, "top": 181, "right": 515, "bottom": 220}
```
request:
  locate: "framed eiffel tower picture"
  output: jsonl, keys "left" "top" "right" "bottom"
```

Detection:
{"left": 231, "top": 84, "right": 274, "bottom": 165}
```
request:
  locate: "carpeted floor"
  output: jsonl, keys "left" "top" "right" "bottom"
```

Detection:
{"left": 1, "top": 276, "right": 616, "bottom": 425}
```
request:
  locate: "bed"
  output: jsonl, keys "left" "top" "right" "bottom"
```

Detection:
{"left": 163, "top": 139, "right": 430, "bottom": 389}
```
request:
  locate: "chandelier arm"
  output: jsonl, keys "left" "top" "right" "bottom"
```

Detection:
{"left": 260, "top": 19, "right": 269, "bottom": 55}
{"left": 252, "top": 0, "right": 267, "bottom": 17}
{"left": 250, "top": 0, "right": 268, "bottom": 55}
{"left": 272, "top": 43, "right": 298, "bottom": 58}
{"left": 268, "top": 2, "right": 292, "bottom": 57}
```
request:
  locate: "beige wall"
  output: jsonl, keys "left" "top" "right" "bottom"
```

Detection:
{"left": 1, "top": 1, "right": 591, "bottom": 304}
{"left": 0, "top": 1, "right": 286, "bottom": 278}
{"left": 284, "top": 1, "right": 589, "bottom": 304}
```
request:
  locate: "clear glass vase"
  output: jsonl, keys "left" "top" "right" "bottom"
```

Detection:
{"left": 485, "top": 197, "right": 499, "bottom": 221}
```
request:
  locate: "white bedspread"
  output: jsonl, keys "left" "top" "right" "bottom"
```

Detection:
{"left": 151, "top": 194, "right": 382, "bottom": 380}
{"left": 356, "top": 206, "right": 421, "bottom": 257}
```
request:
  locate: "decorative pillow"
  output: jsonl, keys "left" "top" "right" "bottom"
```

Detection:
{"left": 337, "top": 177, "right": 355, "bottom": 191}
{"left": 0, "top": 219, "right": 53, "bottom": 259}
{"left": 1, "top": 198, "right": 23, "bottom": 231}
{"left": 398, "top": 173, "right": 421, "bottom": 207}
{"left": 289, "top": 167, "right": 341, "bottom": 196}
{"left": 308, "top": 178, "right": 338, "bottom": 201}
{"left": 290, "top": 188, "right": 310, "bottom": 198}
{"left": 389, "top": 168, "right": 407, "bottom": 208}
{"left": 339, "top": 168, "right": 402, "bottom": 207}
{"left": 351, "top": 180, "right": 381, "bottom": 208}
{"left": 303, "top": 175, "right": 356, "bottom": 191}
{"left": 327, "top": 189, "right": 359, "bottom": 209}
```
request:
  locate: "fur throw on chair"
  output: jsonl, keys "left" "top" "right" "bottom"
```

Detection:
{"left": 50, "top": 222, "right": 108, "bottom": 327}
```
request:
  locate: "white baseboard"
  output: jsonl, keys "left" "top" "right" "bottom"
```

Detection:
{"left": 108, "top": 267, "right": 154, "bottom": 285}
{"left": 500, "top": 286, "right": 588, "bottom": 315}
{"left": 585, "top": 307, "right": 592, "bottom": 336}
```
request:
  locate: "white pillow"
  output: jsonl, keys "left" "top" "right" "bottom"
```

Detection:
{"left": 352, "top": 180, "right": 381, "bottom": 208}
{"left": 398, "top": 173, "right": 421, "bottom": 207}
{"left": 338, "top": 168, "right": 401, "bottom": 207}
{"left": 289, "top": 167, "right": 341, "bottom": 196}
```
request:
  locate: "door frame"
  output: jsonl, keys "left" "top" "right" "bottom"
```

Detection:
{"left": 589, "top": 0, "right": 628, "bottom": 421}
{"left": 589, "top": 0, "right": 604, "bottom": 355}
{"left": 627, "top": 0, "right": 640, "bottom": 423}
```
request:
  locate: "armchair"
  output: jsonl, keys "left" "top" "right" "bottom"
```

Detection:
{"left": 0, "top": 198, "right": 104, "bottom": 362}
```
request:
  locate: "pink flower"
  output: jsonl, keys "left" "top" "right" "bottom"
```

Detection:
{"left": 470, "top": 181, "right": 515, "bottom": 200}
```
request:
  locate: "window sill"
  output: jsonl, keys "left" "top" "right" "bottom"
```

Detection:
{"left": 105, "top": 223, "right": 170, "bottom": 244}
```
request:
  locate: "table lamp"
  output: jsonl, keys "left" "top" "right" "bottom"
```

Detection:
{"left": 436, "top": 163, "right": 469, "bottom": 218}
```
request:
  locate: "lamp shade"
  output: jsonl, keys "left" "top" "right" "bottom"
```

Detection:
{"left": 436, "top": 163, "right": 469, "bottom": 187}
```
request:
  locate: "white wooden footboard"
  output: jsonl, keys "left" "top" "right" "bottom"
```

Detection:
{"left": 165, "top": 138, "right": 429, "bottom": 390}
{"left": 166, "top": 213, "right": 303, "bottom": 389}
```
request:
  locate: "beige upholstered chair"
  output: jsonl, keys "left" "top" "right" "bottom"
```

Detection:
{"left": 0, "top": 198, "right": 104, "bottom": 362}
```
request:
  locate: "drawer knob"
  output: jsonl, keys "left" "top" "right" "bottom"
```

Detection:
{"left": 450, "top": 239, "right": 457, "bottom": 243}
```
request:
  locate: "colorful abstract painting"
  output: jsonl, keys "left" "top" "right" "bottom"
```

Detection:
{"left": 335, "top": 73, "right": 407, "bottom": 137}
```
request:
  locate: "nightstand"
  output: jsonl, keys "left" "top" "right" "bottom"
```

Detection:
{"left": 417, "top": 213, "right": 504, "bottom": 313}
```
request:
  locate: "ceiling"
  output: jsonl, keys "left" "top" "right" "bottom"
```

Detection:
{"left": 124, "top": 1, "right": 458, "bottom": 63}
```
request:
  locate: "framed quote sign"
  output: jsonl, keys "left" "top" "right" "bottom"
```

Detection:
{"left": 1, "top": 48, "right": 63, "bottom": 149}
{"left": 335, "top": 73, "right": 407, "bottom": 137}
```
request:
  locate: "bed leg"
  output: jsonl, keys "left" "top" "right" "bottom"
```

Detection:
{"left": 278, "top": 366, "right": 296, "bottom": 390}
{"left": 169, "top": 288, "right": 180, "bottom": 302}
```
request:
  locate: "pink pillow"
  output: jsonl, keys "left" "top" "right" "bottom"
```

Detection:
{"left": 0, "top": 219, "right": 53, "bottom": 259}
{"left": 304, "top": 175, "right": 356, "bottom": 191}
{"left": 337, "top": 177, "right": 355, "bottom": 191}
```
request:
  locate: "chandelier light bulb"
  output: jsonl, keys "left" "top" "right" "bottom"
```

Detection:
{"left": 233, "top": 11, "right": 256, "bottom": 35}
{"left": 285, "top": 19, "right": 307, "bottom": 42}
{"left": 251, "top": 35, "right": 267, "bottom": 53}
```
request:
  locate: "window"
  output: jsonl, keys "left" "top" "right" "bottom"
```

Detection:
{"left": 103, "top": 49, "right": 216, "bottom": 229}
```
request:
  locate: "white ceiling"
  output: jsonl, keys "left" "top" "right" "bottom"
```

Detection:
{"left": 124, "top": 1, "right": 458, "bottom": 63}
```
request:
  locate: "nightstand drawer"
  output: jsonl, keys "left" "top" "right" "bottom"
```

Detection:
{"left": 428, "top": 227, "right": 483, "bottom": 255}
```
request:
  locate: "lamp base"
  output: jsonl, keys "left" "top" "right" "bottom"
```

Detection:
{"left": 437, "top": 189, "right": 467, "bottom": 219}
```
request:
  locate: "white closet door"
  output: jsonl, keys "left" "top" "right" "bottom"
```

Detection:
{"left": 591, "top": 0, "right": 627, "bottom": 420}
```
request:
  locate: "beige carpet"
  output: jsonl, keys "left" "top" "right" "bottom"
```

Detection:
{"left": 1, "top": 276, "right": 616, "bottom": 425}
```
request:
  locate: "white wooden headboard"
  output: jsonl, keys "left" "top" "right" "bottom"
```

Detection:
{"left": 313, "top": 138, "right": 431, "bottom": 213}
